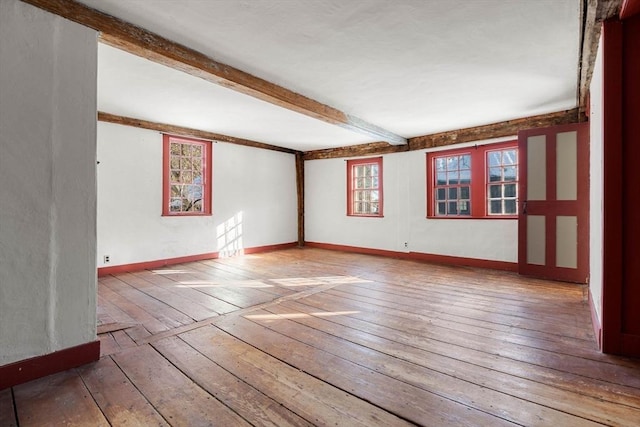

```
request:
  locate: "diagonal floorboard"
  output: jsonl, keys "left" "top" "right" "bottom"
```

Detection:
{"left": 8, "top": 248, "right": 640, "bottom": 426}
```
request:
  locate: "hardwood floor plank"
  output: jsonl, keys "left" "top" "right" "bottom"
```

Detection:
{"left": 308, "top": 290, "right": 640, "bottom": 389}
{"left": 172, "top": 261, "right": 294, "bottom": 297}
{"left": 153, "top": 336, "right": 315, "bottom": 427}
{"left": 112, "top": 344, "right": 250, "bottom": 426}
{"left": 13, "top": 370, "right": 109, "bottom": 426}
{"left": 262, "top": 301, "right": 640, "bottom": 425}
{"left": 118, "top": 272, "right": 217, "bottom": 321}
{"left": 0, "top": 388, "right": 17, "bottom": 427}
{"left": 132, "top": 269, "right": 241, "bottom": 314}
{"left": 77, "top": 357, "right": 168, "bottom": 426}
{"left": 101, "top": 276, "right": 194, "bottom": 328}
{"left": 14, "top": 248, "right": 640, "bottom": 426}
{"left": 222, "top": 313, "right": 606, "bottom": 427}
{"left": 278, "top": 299, "right": 640, "bottom": 411}
{"left": 331, "top": 284, "right": 593, "bottom": 341}
{"left": 180, "top": 325, "right": 416, "bottom": 427}
{"left": 98, "top": 282, "right": 170, "bottom": 334}
{"left": 99, "top": 332, "right": 121, "bottom": 357}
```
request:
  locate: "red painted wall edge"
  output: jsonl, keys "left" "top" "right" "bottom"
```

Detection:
{"left": 305, "top": 242, "right": 518, "bottom": 272}
{"left": 0, "top": 341, "right": 100, "bottom": 390}
{"left": 97, "top": 242, "right": 298, "bottom": 277}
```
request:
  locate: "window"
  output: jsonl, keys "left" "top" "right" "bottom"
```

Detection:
{"left": 162, "top": 134, "right": 212, "bottom": 216}
{"left": 486, "top": 148, "right": 518, "bottom": 215}
{"left": 426, "top": 141, "right": 518, "bottom": 218}
{"left": 347, "top": 157, "right": 383, "bottom": 217}
{"left": 433, "top": 153, "right": 472, "bottom": 216}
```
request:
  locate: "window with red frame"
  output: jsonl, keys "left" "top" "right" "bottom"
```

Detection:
{"left": 347, "top": 157, "right": 383, "bottom": 217}
{"left": 426, "top": 141, "right": 518, "bottom": 218}
{"left": 162, "top": 134, "right": 212, "bottom": 216}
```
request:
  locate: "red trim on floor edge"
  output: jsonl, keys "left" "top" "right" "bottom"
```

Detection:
{"left": 97, "top": 242, "right": 298, "bottom": 277}
{"left": 589, "top": 289, "right": 603, "bottom": 351}
{"left": 305, "top": 242, "right": 518, "bottom": 272}
{"left": 0, "top": 340, "right": 100, "bottom": 390}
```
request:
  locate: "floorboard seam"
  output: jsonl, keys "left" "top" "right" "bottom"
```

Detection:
{"left": 136, "top": 280, "right": 347, "bottom": 345}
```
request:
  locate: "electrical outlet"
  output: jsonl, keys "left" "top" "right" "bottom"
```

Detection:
{"left": 404, "top": 242, "right": 408, "bottom": 248}
{"left": 104, "top": 255, "right": 110, "bottom": 263}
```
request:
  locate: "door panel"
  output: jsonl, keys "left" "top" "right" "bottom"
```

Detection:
{"left": 518, "top": 123, "right": 589, "bottom": 283}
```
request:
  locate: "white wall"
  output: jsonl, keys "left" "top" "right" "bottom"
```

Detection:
{"left": 589, "top": 35, "right": 604, "bottom": 323}
{"left": 305, "top": 139, "right": 518, "bottom": 263}
{"left": 97, "top": 122, "right": 297, "bottom": 267}
{"left": 0, "top": 0, "right": 97, "bottom": 365}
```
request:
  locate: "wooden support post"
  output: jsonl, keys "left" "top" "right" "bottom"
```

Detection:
{"left": 296, "top": 152, "right": 305, "bottom": 247}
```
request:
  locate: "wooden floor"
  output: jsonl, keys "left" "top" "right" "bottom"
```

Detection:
{"left": 3, "top": 248, "right": 640, "bottom": 426}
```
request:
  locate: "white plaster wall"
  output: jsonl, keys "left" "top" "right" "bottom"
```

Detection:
{"left": 589, "top": 36, "right": 604, "bottom": 323}
{"left": 96, "top": 122, "right": 297, "bottom": 267}
{"left": 305, "top": 140, "right": 518, "bottom": 262}
{"left": 0, "top": 0, "right": 97, "bottom": 365}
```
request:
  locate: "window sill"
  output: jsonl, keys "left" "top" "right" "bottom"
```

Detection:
{"left": 426, "top": 215, "right": 518, "bottom": 220}
{"left": 162, "top": 212, "right": 212, "bottom": 217}
{"left": 347, "top": 214, "right": 385, "bottom": 218}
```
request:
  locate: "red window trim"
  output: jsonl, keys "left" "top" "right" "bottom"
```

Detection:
{"left": 346, "top": 156, "right": 384, "bottom": 217}
{"left": 426, "top": 141, "right": 517, "bottom": 219}
{"left": 162, "top": 134, "right": 213, "bottom": 216}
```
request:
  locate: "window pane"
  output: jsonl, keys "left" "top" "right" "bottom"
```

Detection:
{"left": 448, "top": 201, "right": 458, "bottom": 215}
{"left": 447, "top": 171, "right": 459, "bottom": 185}
{"left": 505, "top": 199, "right": 517, "bottom": 214}
{"left": 170, "top": 143, "right": 181, "bottom": 155}
{"left": 171, "top": 185, "right": 181, "bottom": 197}
{"left": 488, "top": 151, "right": 502, "bottom": 167}
{"left": 192, "top": 145, "right": 202, "bottom": 156}
{"left": 436, "top": 172, "right": 446, "bottom": 185}
{"left": 447, "top": 156, "right": 458, "bottom": 170}
{"left": 448, "top": 187, "right": 458, "bottom": 200}
{"left": 370, "top": 202, "right": 379, "bottom": 214}
{"left": 460, "top": 186, "right": 470, "bottom": 200}
{"left": 490, "top": 200, "right": 502, "bottom": 214}
{"left": 503, "top": 150, "right": 517, "bottom": 165}
{"left": 489, "top": 185, "right": 502, "bottom": 198}
{"left": 437, "top": 202, "right": 446, "bottom": 215}
{"left": 371, "top": 165, "right": 378, "bottom": 176}
{"left": 459, "top": 200, "right": 471, "bottom": 215}
{"left": 436, "top": 188, "right": 446, "bottom": 200}
{"left": 459, "top": 155, "right": 471, "bottom": 170}
{"left": 181, "top": 144, "right": 191, "bottom": 155}
{"left": 170, "top": 197, "right": 181, "bottom": 212}
{"left": 372, "top": 177, "right": 379, "bottom": 188}
{"left": 504, "top": 166, "right": 517, "bottom": 181}
{"left": 504, "top": 183, "right": 517, "bottom": 197}
{"left": 489, "top": 167, "right": 502, "bottom": 182}
{"left": 170, "top": 158, "right": 180, "bottom": 169}
{"left": 370, "top": 190, "right": 379, "bottom": 202}
{"left": 436, "top": 158, "right": 446, "bottom": 171}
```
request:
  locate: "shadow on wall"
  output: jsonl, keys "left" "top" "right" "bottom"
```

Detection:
{"left": 217, "top": 212, "right": 244, "bottom": 257}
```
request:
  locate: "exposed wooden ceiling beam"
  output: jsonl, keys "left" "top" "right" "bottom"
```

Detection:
{"left": 97, "top": 112, "right": 300, "bottom": 155}
{"left": 303, "top": 141, "right": 408, "bottom": 161}
{"left": 304, "top": 109, "right": 579, "bottom": 160}
{"left": 22, "top": 0, "right": 407, "bottom": 145}
{"left": 578, "top": 0, "right": 623, "bottom": 113}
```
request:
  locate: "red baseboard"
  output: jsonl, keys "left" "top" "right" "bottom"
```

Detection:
{"left": 98, "top": 242, "right": 298, "bottom": 277}
{"left": 0, "top": 340, "right": 100, "bottom": 390}
{"left": 304, "top": 242, "right": 517, "bottom": 272}
{"left": 589, "top": 289, "right": 603, "bottom": 351}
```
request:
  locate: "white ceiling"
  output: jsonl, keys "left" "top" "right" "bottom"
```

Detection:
{"left": 84, "top": 0, "right": 581, "bottom": 152}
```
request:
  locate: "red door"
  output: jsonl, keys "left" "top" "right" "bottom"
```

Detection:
{"left": 518, "top": 123, "right": 589, "bottom": 283}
